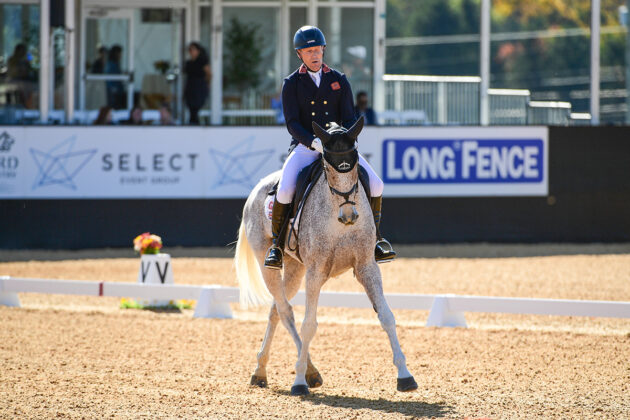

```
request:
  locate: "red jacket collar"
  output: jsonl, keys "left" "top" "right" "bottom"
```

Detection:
{"left": 299, "top": 63, "right": 331, "bottom": 74}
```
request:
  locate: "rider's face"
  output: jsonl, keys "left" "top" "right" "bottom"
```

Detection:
{"left": 297, "top": 46, "right": 324, "bottom": 71}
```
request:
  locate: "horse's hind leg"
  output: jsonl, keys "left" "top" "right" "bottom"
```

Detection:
{"left": 291, "top": 269, "right": 324, "bottom": 396}
{"left": 256, "top": 258, "right": 304, "bottom": 379}
{"left": 356, "top": 262, "right": 418, "bottom": 392}
{"left": 283, "top": 258, "right": 323, "bottom": 389}
{"left": 250, "top": 258, "right": 308, "bottom": 388}
{"left": 250, "top": 302, "right": 279, "bottom": 387}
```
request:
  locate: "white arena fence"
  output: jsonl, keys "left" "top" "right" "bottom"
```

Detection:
{"left": 1, "top": 277, "right": 629, "bottom": 327}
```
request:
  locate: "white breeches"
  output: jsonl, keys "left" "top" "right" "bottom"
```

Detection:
{"left": 276, "top": 144, "right": 384, "bottom": 204}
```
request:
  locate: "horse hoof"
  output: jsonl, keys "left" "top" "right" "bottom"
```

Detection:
{"left": 306, "top": 371, "right": 323, "bottom": 388}
{"left": 397, "top": 376, "right": 418, "bottom": 392}
{"left": 290, "top": 384, "right": 310, "bottom": 396}
{"left": 250, "top": 375, "right": 268, "bottom": 388}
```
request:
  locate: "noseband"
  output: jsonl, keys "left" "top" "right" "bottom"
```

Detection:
{"left": 327, "top": 180, "right": 358, "bottom": 206}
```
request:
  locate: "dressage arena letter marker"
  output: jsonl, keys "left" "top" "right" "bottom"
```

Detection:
{"left": 140, "top": 262, "right": 151, "bottom": 283}
{"left": 156, "top": 262, "right": 169, "bottom": 284}
{"left": 135, "top": 254, "right": 175, "bottom": 307}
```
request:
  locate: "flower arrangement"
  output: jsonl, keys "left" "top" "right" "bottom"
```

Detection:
{"left": 133, "top": 232, "right": 163, "bottom": 255}
{"left": 154, "top": 60, "right": 170, "bottom": 74}
{"left": 120, "top": 297, "right": 194, "bottom": 310}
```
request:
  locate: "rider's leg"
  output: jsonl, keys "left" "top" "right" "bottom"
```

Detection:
{"left": 264, "top": 145, "right": 320, "bottom": 269}
{"left": 358, "top": 153, "right": 396, "bottom": 263}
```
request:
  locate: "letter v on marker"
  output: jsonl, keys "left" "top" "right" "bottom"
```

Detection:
{"left": 156, "top": 261, "right": 169, "bottom": 284}
{"left": 141, "top": 261, "right": 151, "bottom": 282}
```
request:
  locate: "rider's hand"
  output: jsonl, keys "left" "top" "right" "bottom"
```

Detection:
{"left": 310, "top": 138, "right": 324, "bottom": 154}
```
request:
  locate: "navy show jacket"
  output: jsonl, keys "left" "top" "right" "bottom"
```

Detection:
{"left": 282, "top": 63, "right": 357, "bottom": 149}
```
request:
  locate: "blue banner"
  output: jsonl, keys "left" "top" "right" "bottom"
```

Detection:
{"left": 383, "top": 139, "right": 544, "bottom": 184}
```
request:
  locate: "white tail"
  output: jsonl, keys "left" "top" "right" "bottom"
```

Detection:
{"left": 235, "top": 221, "right": 272, "bottom": 308}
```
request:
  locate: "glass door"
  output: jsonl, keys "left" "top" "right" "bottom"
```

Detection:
{"left": 80, "top": 7, "right": 134, "bottom": 111}
{"left": 0, "top": 2, "right": 40, "bottom": 122}
{"left": 80, "top": 6, "right": 185, "bottom": 122}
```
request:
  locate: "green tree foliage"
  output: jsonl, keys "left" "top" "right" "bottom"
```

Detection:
{"left": 223, "top": 17, "right": 263, "bottom": 93}
{"left": 387, "top": 0, "right": 480, "bottom": 75}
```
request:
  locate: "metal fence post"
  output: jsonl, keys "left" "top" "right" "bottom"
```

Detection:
{"left": 437, "top": 81, "right": 446, "bottom": 124}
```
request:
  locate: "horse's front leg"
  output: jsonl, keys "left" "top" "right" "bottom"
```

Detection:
{"left": 291, "top": 270, "right": 323, "bottom": 396}
{"left": 356, "top": 262, "right": 418, "bottom": 392}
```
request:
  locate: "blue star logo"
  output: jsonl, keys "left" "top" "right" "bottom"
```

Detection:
{"left": 30, "top": 136, "right": 97, "bottom": 190}
{"left": 209, "top": 137, "right": 276, "bottom": 189}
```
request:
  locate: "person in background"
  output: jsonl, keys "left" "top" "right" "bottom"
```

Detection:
{"left": 105, "top": 45, "right": 125, "bottom": 109}
{"left": 354, "top": 91, "right": 376, "bottom": 126}
{"left": 270, "top": 90, "right": 285, "bottom": 124}
{"left": 121, "top": 105, "right": 143, "bottom": 125}
{"left": 90, "top": 46, "right": 107, "bottom": 73}
{"left": 184, "top": 42, "right": 211, "bottom": 125}
{"left": 159, "top": 103, "right": 174, "bottom": 125}
{"left": 94, "top": 106, "right": 113, "bottom": 125}
{"left": 7, "top": 43, "right": 33, "bottom": 80}
{"left": 343, "top": 45, "right": 371, "bottom": 87}
{"left": 7, "top": 43, "right": 35, "bottom": 108}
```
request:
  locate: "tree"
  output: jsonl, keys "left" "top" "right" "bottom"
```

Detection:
{"left": 223, "top": 17, "right": 262, "bottom": 94}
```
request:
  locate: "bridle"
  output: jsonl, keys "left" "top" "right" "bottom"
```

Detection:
{"left": 322, "top": 142, "right": 359, "bottom": 223}
{"left": 286, "top": 144, "right": 359, "bottom": 255}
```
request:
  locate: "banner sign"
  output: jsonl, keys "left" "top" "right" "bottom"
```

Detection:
{"left": 0, "top": 126, "right": 547, "bottom": 199}
{"left": 378, "top": 126, "right": 548, "bottom": 196}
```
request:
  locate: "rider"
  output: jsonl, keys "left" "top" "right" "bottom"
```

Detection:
{"left": 264, "top": 25, "right": 396, "bottom": 269}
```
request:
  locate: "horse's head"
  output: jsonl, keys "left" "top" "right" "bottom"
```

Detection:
{"left": 312, "top": 117, "right": 364, "bottom": 225}
{"left": 312, "top": 116, "right": 363, "bottom": 174}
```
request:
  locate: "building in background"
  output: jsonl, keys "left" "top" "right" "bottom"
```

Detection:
{"left": 0, "top": 0, "right": 383, "bottom": 126}
{"left": 0, "top": 0, "right": 628, "bottom": 126}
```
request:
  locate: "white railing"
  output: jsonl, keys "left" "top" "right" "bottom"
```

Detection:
{"left": 383, "top": 74, "right": 481, "bottom": 125}
{"left": 1, "top": 77, "right": 580, "bottom": 127}
{"left": 382, "top": 75, "right": 546, "bottom": 126}
{"left": 489, "top": 88, "right": 530, "bottom": 125}
{"left": 2, "top": 277, "right": 629, "bottom": 328}
{"left": 527, "top": 101, "right": 571, "bottom": 125}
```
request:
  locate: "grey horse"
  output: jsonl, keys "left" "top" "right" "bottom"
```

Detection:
{"left": 234, "top": 117, "right": 417, "bottom": 396}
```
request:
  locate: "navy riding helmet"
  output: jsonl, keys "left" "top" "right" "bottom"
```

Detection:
{"left": 293, "top": 26, "right": 326, "bottom": 50}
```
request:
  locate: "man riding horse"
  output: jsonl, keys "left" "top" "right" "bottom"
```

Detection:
{"left": 264, "top": 25, "right": 396, "bottom": 269}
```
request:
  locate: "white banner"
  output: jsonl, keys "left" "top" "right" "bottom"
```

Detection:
{"left": 0, "top": 126, "right": 547, "bottom": 198}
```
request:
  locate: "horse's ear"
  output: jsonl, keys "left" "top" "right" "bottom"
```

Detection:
{"left": 346, "top": 116, "right": 364, "bottom": 140}
{"left": 312, "top": 121, "right": 331, "bottom": 144}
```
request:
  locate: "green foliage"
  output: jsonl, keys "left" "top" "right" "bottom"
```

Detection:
{"left": 223, "top": 17, "right": 263, "bottom": 93}
{"left": 387, "top": 0, "right": 626, "bottom": 76}
{"left": 386, "top": 0, "right": 481, "bottom": 75}
{"left": 119, "top": 298, "right": 193, "bottom": 310}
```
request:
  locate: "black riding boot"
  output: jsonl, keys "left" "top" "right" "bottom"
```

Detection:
{"left": 370, "top": 196, "right": 397, "bottom": 263}
{"left": 264, "top": 198, "right": 291, "bottom": 269}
